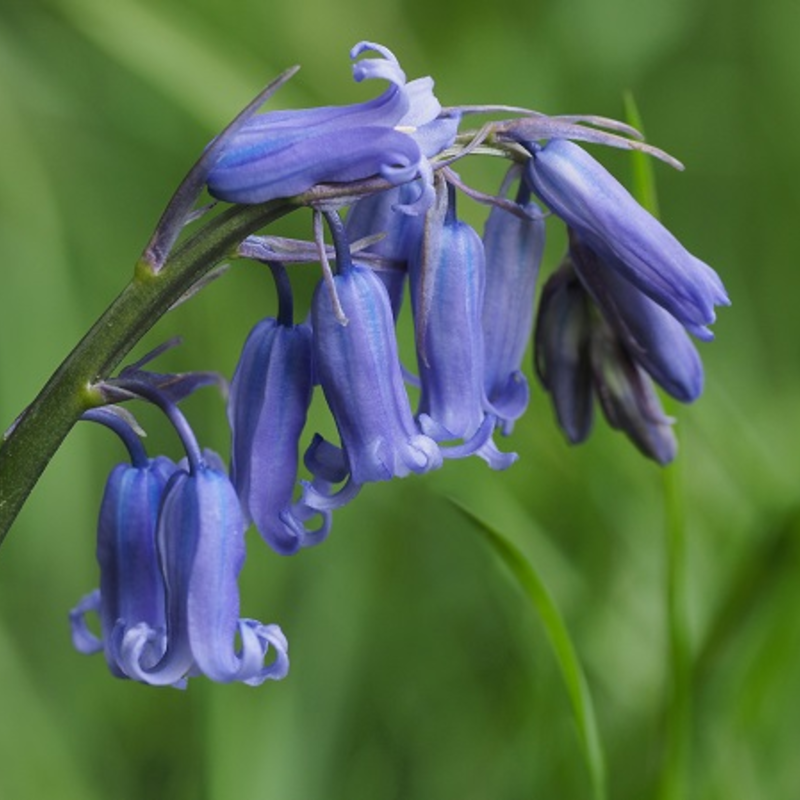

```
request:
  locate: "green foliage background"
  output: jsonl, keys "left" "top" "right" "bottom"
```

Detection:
{"left": 0, "top": 0, "right": 797, "bottom": 797}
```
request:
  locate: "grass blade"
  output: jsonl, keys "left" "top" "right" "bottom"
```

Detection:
{"left": 451, "top": 499, "right": 607, "bottom": 800}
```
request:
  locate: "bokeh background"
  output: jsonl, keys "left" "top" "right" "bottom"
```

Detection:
{"left": 0, "top": 0, "right": 798, "bottom": 798}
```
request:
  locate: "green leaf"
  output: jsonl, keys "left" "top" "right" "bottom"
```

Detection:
{"left": 451, "top": 499, "right": 607, "bottom": 800}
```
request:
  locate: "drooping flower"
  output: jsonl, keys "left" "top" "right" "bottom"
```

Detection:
{"left": 481, "top": 171, "right": 546, "bottom": 433}
{"left": 409, "top": 181, "right": 516, "bottom": 469}
{"left": 206, "top": 42, "right": 457, "bottom": 210}
{"left": 311, "top": 261, "right": 442, "bottom": 485}
{"left": 71, "top": 389, "right": 288, "bottom": 687}
{"left": 69, "top": 452, "right": 178, "bottom": 680}
{"left": 228, "top": 315, "right": 329, "bottom": 555}
{"left": 523, "top": 138, "right": 728, "bottom": 338}
{"left": 120, "top": 455, "right": 289, "bottom": 686}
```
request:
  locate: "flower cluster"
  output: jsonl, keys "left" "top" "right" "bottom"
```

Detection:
{"left": 70, "top": 41, "right": 727, "bottom": 687}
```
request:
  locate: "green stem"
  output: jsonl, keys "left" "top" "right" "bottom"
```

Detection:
{"left": 0, "top": 199, "right": 295, "bottom": 546}
{"left": 658, "top": 460, "right": 691, "bottom": 800}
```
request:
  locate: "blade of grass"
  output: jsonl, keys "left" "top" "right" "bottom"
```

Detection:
{"left": 451, "top": 499, "right": 607, "bottom": 800}
{"left": 624, "top": 92, "right": 691, "bottom": 800}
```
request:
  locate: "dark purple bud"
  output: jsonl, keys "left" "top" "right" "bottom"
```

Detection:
{"left": 589, "top": 318, "right": 677, "bottom": 465}
{"left": 534, "top": 260, "right": 595, "bottom": 444}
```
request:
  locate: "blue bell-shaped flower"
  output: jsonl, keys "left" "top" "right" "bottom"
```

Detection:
{"left": 69, "top": 454, "right": 178, "bottom": 680}
{"left": 228, "top": 316, "right": 328, "bottom": 555}
{"left": 568, "top": 230, "right": 703, "bottom": 402}
{"left": 312, "top": 261, "right": 442, "bottom": 484}
{"left": 410, "top": 181, "right": 516, "bottom": 469}
{"left": 119, "top": 456, "right": 289, "bottom": 686}
{"left": 481, "top": 173, "right": 546, "bottom": 433}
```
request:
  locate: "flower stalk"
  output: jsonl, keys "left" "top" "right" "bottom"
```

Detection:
{"left": 0, "top": 198, "right": 296, "bottom": 546}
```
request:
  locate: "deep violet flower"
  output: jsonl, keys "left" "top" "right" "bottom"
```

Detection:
{"left": 588, "top": 316, "right": 677, "bottom": 465}
{"left": 206, "top": 42, "right": 456, "bottom": 209}
{"left": 533, "top": 260, "right": 595, "bottom": 445}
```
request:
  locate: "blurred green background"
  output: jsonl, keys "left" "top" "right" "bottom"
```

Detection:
{"left": 0, "top": 0, "right": 798, "bottom": 798}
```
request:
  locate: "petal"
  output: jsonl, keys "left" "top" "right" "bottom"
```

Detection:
{"left": 240, "top": 621, "right": 290, "bottom": 686}
{"left": 68, "top": 590, "right": 103, "bottom": 655}
{"left": 398, "top": 77, "right": 442, "bottom": 128}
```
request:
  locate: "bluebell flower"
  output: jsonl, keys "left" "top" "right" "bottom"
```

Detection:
{"left": 524, "top": 139, "right": 728, "bottom": 339}
{"left": 311, "top": 262, "right": 442, "bottom": 485}
{"left": 409, "top": 182, "right": 516, "bottom": 469}
{"left": 228, "top": 316, "right": 330, "bottom": 555}
{"left": 69, "top": 454, "right": 178, "bottom": 680}
{"left": 206, "top": 42, "right": 457, "bottom": 209}
{"left": 481, "top": 174, "right": 546, "bottom": 433}
{"left": 119, "top": 456, "right": 289, "bottom": 686}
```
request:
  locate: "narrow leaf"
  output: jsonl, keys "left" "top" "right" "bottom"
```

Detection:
{"left": 451, "top": 499, "right": 607, "bottom": 800}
